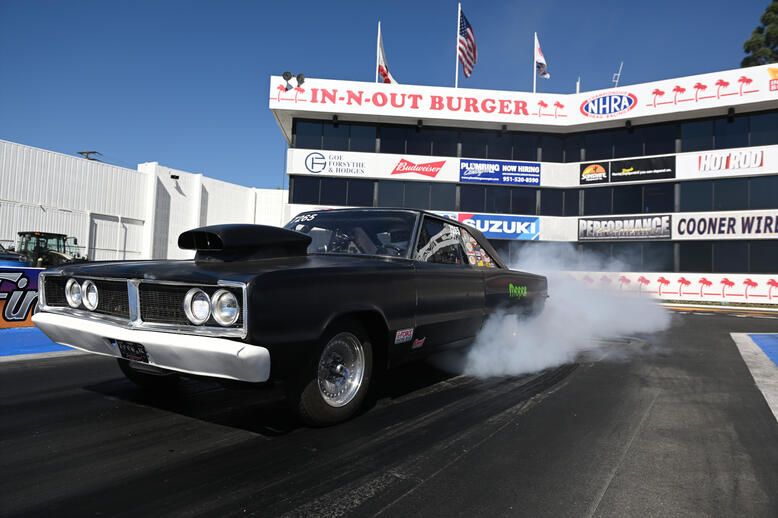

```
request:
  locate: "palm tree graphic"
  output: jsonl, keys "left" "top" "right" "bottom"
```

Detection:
{"left": 715, "top": 79, "right": 729, "bottom": 99}
{"left": 651, "top": 88, "right": 665, "bottom": 107}
{"left": 678, "top": 277, "right": 691, "bottom": 295}
{"left": 276, "top": 84, "right": 287, "bottom": 102}
{"left": 743, "top": 279, "right": 758, "bottom": 300}
{"left": 553, "top": 101, "right": 564, "bottom": 118}
{"left": 637, "top": 276, "right": 650, "bottom": 292}
{"left": 720, "top": 278, "right": 735, "bottom": 297}
{"left": 537, "top": 100, "right": 548, "bottom": 118}
{"left": 768, "top": 279, "right": 778, "bottom": 300}
{"left": 693, "top": 82, "right": 707, "bottom": 102}
{"left": 293, "top": 86, "right": 306, "bottom": 102}
{"left": 657, "top": 276, "right": 670, "bottom": 296}
{"left": 698, "top": 277, "right": 712, "bottom": 297}
{"left": 738, "top": 76, "right": 753, "bottom": 95}
{"left": 672, "top": 85, "right": 686, "bottom": 104}
{"left": 618, "top": 275, "right": 631, "bottom": 289}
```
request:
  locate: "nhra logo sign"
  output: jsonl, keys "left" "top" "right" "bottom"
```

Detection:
{"left": 580, "top": 92, "right": 638, "bottom": 119}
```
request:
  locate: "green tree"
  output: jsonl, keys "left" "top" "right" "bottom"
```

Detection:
{"left": 742, "top": 1, "right": 778, "bottom": 66}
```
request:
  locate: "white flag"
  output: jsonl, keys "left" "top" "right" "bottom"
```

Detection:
{"left": 535, "top": 33, "right": 550, "bottom": 79}
{"left": 377, "top": 23, "right": 397, "bottom": 84}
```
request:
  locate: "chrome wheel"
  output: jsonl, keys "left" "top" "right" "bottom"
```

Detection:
{"left": 317, "top": 332, "right": 365, "bottom": 407}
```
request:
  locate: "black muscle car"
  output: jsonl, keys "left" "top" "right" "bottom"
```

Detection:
{"left": 33, "top": 209, "right": 547, "bottom": 426}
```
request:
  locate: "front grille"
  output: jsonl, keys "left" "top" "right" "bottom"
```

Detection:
{"left": 138, "top": 283, "right": 243, "bottom": 329}
{"left": 43, "top": 276, "right": 129, "bottom": 319}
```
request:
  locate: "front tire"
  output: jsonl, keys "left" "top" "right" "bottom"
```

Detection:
{"left": 117, "top": 359, "right": 180, "bottom": 389}
{"left": 289, "top": 321, "right": 373, "bottom": 426}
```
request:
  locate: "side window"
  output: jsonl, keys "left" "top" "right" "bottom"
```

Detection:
{"left": 415, "top": 218, "right": 467, "bottom": 266}
{"left": 460, "top": 229, "right": 497, "bottom": 268}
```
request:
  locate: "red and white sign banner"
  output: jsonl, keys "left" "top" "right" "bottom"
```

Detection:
{"left": 673, "top": 209, "right": 778, "bottom": 240}
{"left": 676, "top": 145, "right": 776, "bottom": 180}
{"left": 287, "top": 149, "right": 461, "bottom": 182}
{"left": 270, "top": 64, "right": 778, "bottom": 128}
{"left": 567, "top": 271, "right": 778, "bottom": 305}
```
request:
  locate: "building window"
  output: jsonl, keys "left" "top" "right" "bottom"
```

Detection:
{"left": 749, "top": 111, "right": 778, "bottom": 146}
{"left": 380, "top": 126, "right": 407, "bottom": 154}
{"left": 322, "top": 122, "right": 349, "bottom": 151}
{"left": 713, "top": 241, "right": 748, "bottom": 273}
{"left": 642, "top": 242, "right": 674, "bottom": 272}
{"left": 540, "top": 189, "right": 563, "bottom": 216}
{"left": 643, "top": 123, "right": 676, "bottom": 156}
{"left": 680, "top": 180, "right": 713, "bottom": 212}
{"left": 613, "top": 184, "right": 642, "bottom": 214}
{"left": 613, "top": 127, "right": 643, "bottom": 159}
{"left": 749, "top": 176, "right": 778, "bottom": 210}
{"left": 679, "top": 242, "right": 712, "bottom": 272}
{"left": 564, "top": 134, "right": 582, "bottom": 162}
{"left": 461, "top": 130, "right": 488, "bottom": 158}
{"left": 511, "top": 188, "right": 537, "bottom": 215}
{"left": 611, "top": 242, "right": 644, "bottom": 271}
{"left": 460, "top": 184, "right": 485, "bottom": 212}
{"left": 320, "top": 178, "right": 347, "bottom": 205}
{"left": 294, "top": 121, "right": 323, "bottom": 149}
{"left": 347, "top": 179, "right": 374, "bottom": 206}
{"left": 540, "top": 135, "right": 563, "bottom": 162}
{"left": 377, "top": 180, "right": 404, "bottom": 207}
{"left": 681, "top": 119, "right": 713, "bottom": 152}
{"left": 714, "top": 178, "right": 748, "bottom": 211}
{"left": 714, "top": 115, "right": 748, "bottom": 149}
{"left": 350, "top": 125, "right": 376, "bottom": 152}
{"left": 404, "top": 181, "right": 430, "bottom": 209}
{"left": 584, "top": 130, "right": 614, "bottom": 161}
{"left": 406, "top": 128, "right": 433, "bottom": 155}
{"left": 513, "top": 133, "right": 538, "bottom": 161}
{"left": 430, "top": 183, "right": 457, "bottom": 211}
{"left": 643, "top": 183, "right": 674, "bottom": 213}
{"left": 291, "top": 176, "right": 319, "bottom": 204}
{"left": 431, "top": 128, "right": 458, "bottom": 157}
{"left": 487, "top": 132, "right": 512, "bottom": 159}
{"left": 486, "top": 186, "right": 511, "bottom": 213}
{"left": 583, "top": 187, "right": 612, "bottom": 215}
{"left": 563, "top": 189, "right": 580, "bottom": 216}
{"left": 750, "top": 241, "right": 778, "bottom": 273}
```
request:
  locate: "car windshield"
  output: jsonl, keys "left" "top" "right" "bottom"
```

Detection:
{"left": 285, "top": 210, "right": 417, "bottom": 258}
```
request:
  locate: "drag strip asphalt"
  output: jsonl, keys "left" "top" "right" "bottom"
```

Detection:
{"left": 2, "top": 313, "right": 777, "bottom": 517}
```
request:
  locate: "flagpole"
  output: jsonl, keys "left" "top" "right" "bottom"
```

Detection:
{"left": 454, "top": 3, "right": 461, "bottom": 88}
{"left": 533, "top": 32, "right": 537, "bottom": 94}
{"left": 376, "top": 21, "right": 381, "bottom": 83}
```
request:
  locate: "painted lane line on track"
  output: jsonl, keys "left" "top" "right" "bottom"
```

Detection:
{"left": 0, "top": 349, "right": 85, "bottom": 363}
{"left": 585, "top": 391, "right": 660, "bottom": 518}
{"left": 731, "top": 333, "right": 778, "bottom": 422}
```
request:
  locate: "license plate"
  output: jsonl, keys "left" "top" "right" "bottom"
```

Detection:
{"left": 115, "top": 340, "right": 149, "bottom": 363}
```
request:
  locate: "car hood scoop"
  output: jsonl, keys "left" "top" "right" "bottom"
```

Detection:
{"left": 178, "top": 224, "right": 312, "bottom": 263}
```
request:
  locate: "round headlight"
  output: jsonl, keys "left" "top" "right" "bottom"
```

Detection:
{"left": 184, "top": 288, "right": 211, "bottom": 325}
{"left": 211, "top": 289, "right": 240, "bottom": 326}
{"left": 82, "top": 280, "right": 99, "bottom": 311}
{"left": 65, "top": 278, "right": 82, "bottom": 308}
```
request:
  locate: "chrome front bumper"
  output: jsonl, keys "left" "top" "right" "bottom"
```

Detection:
{"left": 32, "top": 312, "right": 270, "bottom": 382}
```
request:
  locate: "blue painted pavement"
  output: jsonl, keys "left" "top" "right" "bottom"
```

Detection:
{"left": 0, "top": 328, "right": 70, "bottom": 356}
{"left": 749, "top": 334, "right": 778, "bottom": 368}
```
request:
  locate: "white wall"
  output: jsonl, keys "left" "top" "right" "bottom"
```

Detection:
{"left": 1, "top": 140, "right": 289, "bottom": 259}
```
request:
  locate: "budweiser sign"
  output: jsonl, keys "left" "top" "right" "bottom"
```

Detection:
{"left": 698, "top": 149, "right": 764, "bottom": 172}
{"left": 391, "top": 159, "right": 446, "bottom": 178}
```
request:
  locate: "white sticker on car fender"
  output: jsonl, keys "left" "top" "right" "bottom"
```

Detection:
{"left": 395, "top": 328, "right": 414, "bottom": 344}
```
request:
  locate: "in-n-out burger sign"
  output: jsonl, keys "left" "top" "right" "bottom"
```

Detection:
{"left": 698, "top": 149, "right": 764, "bottom": 172}
{"left": 307, "top": 88, "right": 534, "bottom": 116}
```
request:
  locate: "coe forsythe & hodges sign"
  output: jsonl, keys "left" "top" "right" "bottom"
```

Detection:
{"left": 579, "top": 215, "right": 672, "bottom": 240}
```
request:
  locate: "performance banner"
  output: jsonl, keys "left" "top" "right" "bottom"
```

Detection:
{"left": 0, "top": 267, "right": 42, "bottom": 328}
{"left": 578, "top": 215, "right": 672, "bottom": 240}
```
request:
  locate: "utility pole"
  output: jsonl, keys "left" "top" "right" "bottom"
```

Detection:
{"left": 77, "top": 151, "right": 102, "bottom": 161}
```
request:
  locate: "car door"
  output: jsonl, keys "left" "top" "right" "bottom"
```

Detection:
{"left": 412, "top": 216, "right": 484, "bottom": 351}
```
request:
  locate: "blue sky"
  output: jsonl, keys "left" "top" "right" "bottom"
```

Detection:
{"left": 0, "top": 0, "right": 771, "bottom": 190}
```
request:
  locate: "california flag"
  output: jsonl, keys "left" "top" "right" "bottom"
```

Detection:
{"left": 535, "top": 33, "right": 550, "bottom": 79}
{"left": 378, "top": 28, "right": 396, "bottom": 84}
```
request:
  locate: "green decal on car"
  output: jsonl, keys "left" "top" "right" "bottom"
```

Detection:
{"left": 509, "top": 283, "right": 527, "bottom": 298}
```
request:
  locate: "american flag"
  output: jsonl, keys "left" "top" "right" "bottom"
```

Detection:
{"left": 458, "top": 10, "right": 477, "bottom": 78}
